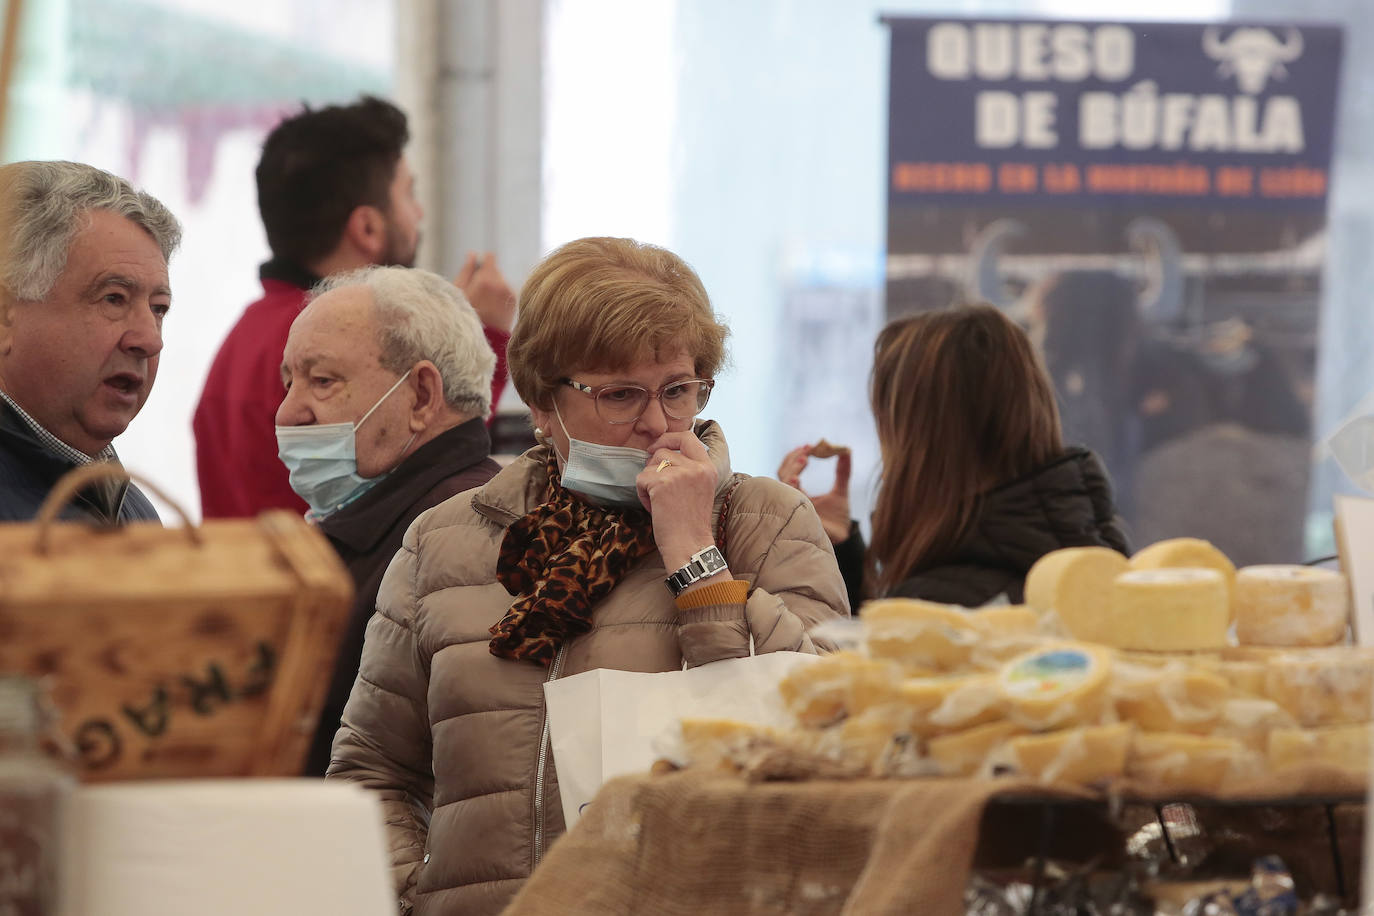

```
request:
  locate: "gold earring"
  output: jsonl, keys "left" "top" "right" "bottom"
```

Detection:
{"left": 533, "top": 427, "right": 544, "bottom": 438}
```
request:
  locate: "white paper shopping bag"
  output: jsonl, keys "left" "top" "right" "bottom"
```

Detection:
{"left": 543, "top": 651, "right": 820, "bottom": 827}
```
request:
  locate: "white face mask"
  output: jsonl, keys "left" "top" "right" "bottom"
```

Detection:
{"left": 276, "top": 370, "right": 413, "bottom": 520}
{"left": 550, "top": 402, "right": 649, "bottom": 509}
{"left": 1328, "top": 412, "right": 1374, "bottom": 493}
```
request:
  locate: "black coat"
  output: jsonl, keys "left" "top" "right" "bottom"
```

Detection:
{"left": 844, "top": 447, "right": 1129, "bottom": 610}
{"left": 0, "top": 402, "right": 159, "bottom": 523}
{"left": 303, "top": 417, "right": 501, "bottom": 776}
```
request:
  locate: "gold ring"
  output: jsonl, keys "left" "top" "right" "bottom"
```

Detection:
{"left": 656, "top": 459, "right": 672, "bottom": 472}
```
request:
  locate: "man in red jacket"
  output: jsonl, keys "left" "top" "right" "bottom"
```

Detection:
{"left": 194, "top": 96, "right": 512, "bottom": 518}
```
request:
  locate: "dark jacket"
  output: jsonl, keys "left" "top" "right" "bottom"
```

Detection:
{"left": 303, "top": 418, "right": 501, "bottom": 776}
{"left": 844, "top": 447, "right": 1129, "bottom": 609}
{"left": 0, "top": 402, "right": 159, "bottom": 524}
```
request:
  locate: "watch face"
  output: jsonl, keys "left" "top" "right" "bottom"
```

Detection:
{"left": 699, "top": 547, "right": 727, "bottom": 573}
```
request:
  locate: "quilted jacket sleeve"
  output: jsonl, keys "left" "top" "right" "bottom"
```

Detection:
{"left": 677, "top": 475, "right": 849, "bottom": 667}
{"left": 326, "top": 538, "right": 435, "bottom": 904}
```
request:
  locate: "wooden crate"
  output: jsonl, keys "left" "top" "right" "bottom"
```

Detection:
{"left": 0, "top": 475, "right": 352, "bottom": 781}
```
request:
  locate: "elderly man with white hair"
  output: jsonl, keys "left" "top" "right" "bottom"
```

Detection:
{"left": 275, "top": 265, "right": 499, "bottom": 776}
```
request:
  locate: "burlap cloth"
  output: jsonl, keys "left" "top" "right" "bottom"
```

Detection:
{"left": 502, "top": 771, "right": 1084, "bottom": 915}
{"left": 502, "top": 767, "right": 1364, "bottom": 916}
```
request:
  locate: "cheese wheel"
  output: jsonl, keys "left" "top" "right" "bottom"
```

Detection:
{"left": 1111, "top": 665, "right": 1232, "bottom": 734}
{"left": 1262, "top": 649, "right": 1374, "bottom": 726}
{"left": 777, "top": 652, "right": 901, "bottom": 727}
{"left": 997, "top": 642, "right": 1114, "bottom": 729}
{"left": 862, "top": 599, "right": 981, "bottom": 673}
{"left": 1127, "top": 732, "right": 1259, "bottom": 793}
{"left": 1129, "top": 538, "right": 1237, "bottom": 622}
{"left": 1106, "top": 568, "right": 1228, "bottom": 651}
{"left": 1234, "top": 565, "right": 1349, "bottom": 647}
{"left": 1024, "top": 547, "right": 1128, "bottom": 642}
{"left": 1006, "top": 723, "right": 1132, "bottom": 785}
{"left": 928, "top": 720, "right": 1027, "bottom": 777}
{"left": 1268, "top": 724, "right": 1372, "bottom": 775}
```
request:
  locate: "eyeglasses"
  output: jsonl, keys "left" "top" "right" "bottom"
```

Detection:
{"left": 562, "top": 377, "right": 715, "bottom": 425}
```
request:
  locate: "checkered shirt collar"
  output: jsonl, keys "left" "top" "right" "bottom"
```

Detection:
{"left": 0, "top": 390, "right": 118, "bottom": 465}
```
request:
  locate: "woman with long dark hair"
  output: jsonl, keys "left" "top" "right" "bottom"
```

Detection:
{"left": 781, "top": 303, "right": 1129, "bottom": 607}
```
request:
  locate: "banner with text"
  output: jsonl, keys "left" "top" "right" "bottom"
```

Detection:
{"left": 885, "top": 18, "right": 1343, "bottom": 565}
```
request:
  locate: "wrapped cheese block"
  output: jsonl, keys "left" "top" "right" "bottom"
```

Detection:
{"left": 777, "top": 652, "right": 902, "bottom": 727}
{"left": 927, "top": 720, "right": 1027, "bottom": 777}
{"left": 826, "top": 708, "right": 926, "bottom": 776}
{"left": 1212, "top": 698, "right": 1297, "bottom": 751}
{"left": 1024, "top": 547, "right": 1128, "bottom": 642}
{"left": 1005, "top": 723, "right": 1132, "bottom": 784}
{"left": 1267, "top": 723, "right": 1372, "bottom": 774}
{"left": 968, "top": 605, "right": 1039, "bottom": 635}
{"left": 1129, "top": 538, "right": 1237, "bottom": 622}
{"left": 1126, "top": 732, "right": 1260, "bottom": 793}
{"left": 1111, "top": 664, "right": 1232, "bottom": 734}
{"left": 1262, "top": 649, "right": 1374, "bottom": 726}
{"left": 862, "top": 599, "right": 980, "bottom": 673}
{"left": 920, "top": 674, "right": 1005, "bottom": 735}
{"left": 1106, "top": 568, "right": 1228, "bottom": 651}
{"left": 967, "top": 605, "right": 1046, "bottom": 669}
{"left": 996, "top": 643, "right": 1114, "bottom": 729}
{"left": 1234, "top": 565, "right": 1349, "bottom": 647}
{"left": 679, "top": 718, "right": 779, "bottom": 771}
{"left": 1202, "top": 658, "right": 1268, "bottom": 697}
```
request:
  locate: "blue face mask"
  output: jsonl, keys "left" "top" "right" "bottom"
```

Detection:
{"left": 552, "top": 403, "right": 649, "bottom": 509}
{"left": 276, "top": 370, "right": 413, "bottom": 521}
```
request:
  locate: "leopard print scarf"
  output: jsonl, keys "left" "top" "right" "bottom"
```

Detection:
{"left": 490, "top": 454, "right": 657, "bottom": 666}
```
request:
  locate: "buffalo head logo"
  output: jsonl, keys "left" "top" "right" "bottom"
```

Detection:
{"left": 1202, "top": 27, "right": 1304, "bottom": 95}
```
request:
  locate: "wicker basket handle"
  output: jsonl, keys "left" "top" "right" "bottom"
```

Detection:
{"left": 34, "top": 463, "right": 203, "bottom": 553}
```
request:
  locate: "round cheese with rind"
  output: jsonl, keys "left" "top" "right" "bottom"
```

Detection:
{"left": 1024, "top": 547, "right": 1128, "bottom": 642}
{"left": 1129, "top": 538, "right": 1237, "bottom": 622}
{"left": 1107, "top": 568, "right": 1228, "bottom": 651}
{"left": 996, "top": 642, "right": 1114, "bottom": 729}
{"left": 1234, "top": 564, "right": 1349, "bottom": 647}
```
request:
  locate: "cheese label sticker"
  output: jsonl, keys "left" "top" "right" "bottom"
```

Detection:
{"left": 1002, "top": 648, "right": 1094, "bottom": 699}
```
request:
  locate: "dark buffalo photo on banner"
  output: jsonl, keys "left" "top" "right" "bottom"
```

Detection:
{"left": 883, "top": 17, "right": 1342, "bottom": 566}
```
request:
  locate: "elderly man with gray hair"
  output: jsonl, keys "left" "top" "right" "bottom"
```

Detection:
{"left": 0, "top": 160, "right": 181, "bottom": 522}
{"left": 275, "top": 265, "right": 500, "bottom": 775}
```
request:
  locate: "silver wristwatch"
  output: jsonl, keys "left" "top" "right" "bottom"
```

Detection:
{"left": 665, "top": 545, "right": 729, "bottom": 597}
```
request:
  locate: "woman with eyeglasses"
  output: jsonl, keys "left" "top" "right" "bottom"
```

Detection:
{"left": 327, "top": 237, "right": 849, "bottom": 916}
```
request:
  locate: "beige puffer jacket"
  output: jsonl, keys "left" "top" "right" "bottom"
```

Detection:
{"left": 327, "top": 421, "right": 849, "bottom": 915}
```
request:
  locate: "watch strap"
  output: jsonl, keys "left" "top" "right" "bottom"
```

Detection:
{"left": 665, "top": 545, "right": 729, "bottom": 597}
